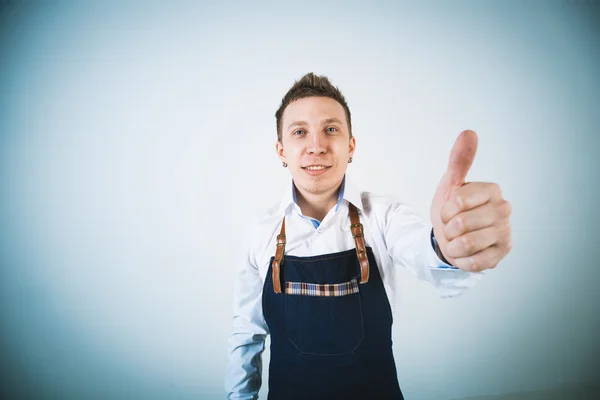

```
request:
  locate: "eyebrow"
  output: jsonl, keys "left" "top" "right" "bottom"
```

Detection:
{"left": 322, "top": 118, "right": 343, "bottom": 125}
{"left": 287, "top": 118, "right": 344, "bottom": 130}
{"left": 287, "top": 121, "right": 308, "bottom": 130}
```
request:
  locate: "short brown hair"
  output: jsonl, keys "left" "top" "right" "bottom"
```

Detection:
{"left": 275, "top": 72, "right": 352, "bottom": 142}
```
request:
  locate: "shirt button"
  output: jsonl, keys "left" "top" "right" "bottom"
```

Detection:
{"left": 317, "top": 228, "right": 322, "bottom": 233}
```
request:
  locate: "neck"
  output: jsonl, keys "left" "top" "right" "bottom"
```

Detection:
{"left": 294, "top": 182, "right": 342, "bottom": 222}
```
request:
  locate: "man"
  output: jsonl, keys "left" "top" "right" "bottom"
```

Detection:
{"left": 225, "top": 73, "right": 512, "bottom": 399}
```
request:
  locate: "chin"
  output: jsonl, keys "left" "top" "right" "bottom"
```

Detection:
{"left": 299, "top": 177, "right": 341, "bottom": 195}
{"left": 304, "top": 185, "right": 331, "bottom": 194}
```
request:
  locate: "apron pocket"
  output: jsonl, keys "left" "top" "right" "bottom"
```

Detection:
{"left": 285, "top": 278, "right": 364, "bottom": 355}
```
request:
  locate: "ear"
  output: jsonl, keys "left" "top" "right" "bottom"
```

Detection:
{"left": 276, "top": 141, "right": 286, "bottom": 163}
{"left": 349, "top": 136, "right": 356, "bottom": 158}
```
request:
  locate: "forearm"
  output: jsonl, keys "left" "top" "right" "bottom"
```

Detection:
{"left": 225, "top": 246, "right": 269, "bottom": 399}
{"left": 226, "top": 324, "right": 267, "bottom": 400}
{"left": 385, "top": 207, "right": 482, "bottom": 297}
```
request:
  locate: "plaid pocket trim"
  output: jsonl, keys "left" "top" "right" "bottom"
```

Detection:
{"left": 285, "top": 278, "right": 359, "bottom": 296}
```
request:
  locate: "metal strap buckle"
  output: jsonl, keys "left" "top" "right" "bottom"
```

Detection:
{"left": 351, "top": 223, "right": 364, "bottom": 238}
{"left": 276, "top": 234, "right": 286, "bottom": 246}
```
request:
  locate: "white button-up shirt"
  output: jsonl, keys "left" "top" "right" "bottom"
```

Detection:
{"left": 225, "top": 177, "right": 481, "bottom": 399}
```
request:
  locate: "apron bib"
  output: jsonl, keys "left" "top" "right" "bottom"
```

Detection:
{"left": 262, "top": 204, "right": 403, "bottom": 399}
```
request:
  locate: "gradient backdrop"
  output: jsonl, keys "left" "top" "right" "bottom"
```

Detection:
{"left": 1, "top": 1, "right": 599, "bottom": 399}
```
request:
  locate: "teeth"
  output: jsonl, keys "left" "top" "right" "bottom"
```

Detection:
{"left": 305, "top": 166, "right": 327, "bottom": 171}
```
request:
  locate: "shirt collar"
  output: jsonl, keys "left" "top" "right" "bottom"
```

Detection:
{"left": 277, "top": 174, "right": 364, "bottom": 215}
{"left": 342, "top": 176, "right": 364, "bottom": 212}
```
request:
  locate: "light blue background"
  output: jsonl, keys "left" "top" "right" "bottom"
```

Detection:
{"left": 1, "top": 1, "right": 598, "bottom": 399}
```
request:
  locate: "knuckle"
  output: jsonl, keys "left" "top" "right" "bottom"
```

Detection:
{"left": 468, "top": 257, "right": 480, "bottom": 272}
{"left": 498, "top": 200, "right": 512, "bottom": 217}
{"left": 505, "top": 200, "right": 512, "bottom": 215}
{"left": 454, "top": 194, "right": 466, "bottom": 211}
{"left": 500, "top": 223, "right": 512, "bottom": 241}
{"left": 490, "top": 182, "right": 502, "bottom": 197}
{"left": 505, "top": 238, "right": 513, "bottom": 252}
{"left": 454, "top": 216, "right": 466, "bottom": 234}
{"left": 461, "top": 234, "right": 475, "bottom": 253}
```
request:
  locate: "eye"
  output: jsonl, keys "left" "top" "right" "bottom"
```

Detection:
{"left": 293, "top": 129, "right": 305, "bottom": 136}
{"left": 326, "top": 126, "right": 337, "bottom": 133}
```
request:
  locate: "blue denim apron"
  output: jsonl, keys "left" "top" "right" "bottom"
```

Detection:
{"left": 262, "top": 204, "right": 404, "bottom": 399}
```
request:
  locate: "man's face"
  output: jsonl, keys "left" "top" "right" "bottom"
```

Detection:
{"left": 276, "top": 96, "right": 356, "bottom": 197}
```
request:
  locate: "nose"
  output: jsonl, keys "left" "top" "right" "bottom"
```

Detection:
{"left": 307, "top": 132, "right": 326, "bottom": 155}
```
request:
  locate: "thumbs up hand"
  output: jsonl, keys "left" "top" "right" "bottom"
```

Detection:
{"left": 430, "top": 130, "right": 512, "bottom": 272}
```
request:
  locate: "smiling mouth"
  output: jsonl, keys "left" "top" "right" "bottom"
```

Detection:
{"left": 301, "top": 165, "right": 332, "bottom": 171}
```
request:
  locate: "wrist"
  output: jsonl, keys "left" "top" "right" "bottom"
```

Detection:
{"left": 430, "top": 228, "right": 452, "bottom": 266}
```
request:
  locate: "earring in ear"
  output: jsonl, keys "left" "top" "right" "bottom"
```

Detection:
{"left": 348, "top": 157, "right": 353, "bottom": 163}
{"left": 282, "top": 162, "right": 288, "bottom": 167}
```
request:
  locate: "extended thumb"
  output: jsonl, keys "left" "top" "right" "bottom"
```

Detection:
{"left": 445, "top": 130, "right": 478, "bottom": 186}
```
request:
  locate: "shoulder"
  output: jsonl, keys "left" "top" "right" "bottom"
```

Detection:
{"left": 242, "top": 200, "right": 286, "bottom": 262}
{"left": 359, "top": 191, "right": 416, "bottom": 216}
{"left": 357, "top": 190, "right": 425, "bottom": 237}
{"left": 251, "top": 199, "right": 286, "bottom": 232}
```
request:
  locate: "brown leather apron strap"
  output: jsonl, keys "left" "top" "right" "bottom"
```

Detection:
{"left": 271, "top": 218, "right": 286, "bottom": 293}
{"left": 271, "top": 203, "right": 370, "bottom": 293}
{"left": 349, "top": 203, "right": 369, "bottom": 284}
